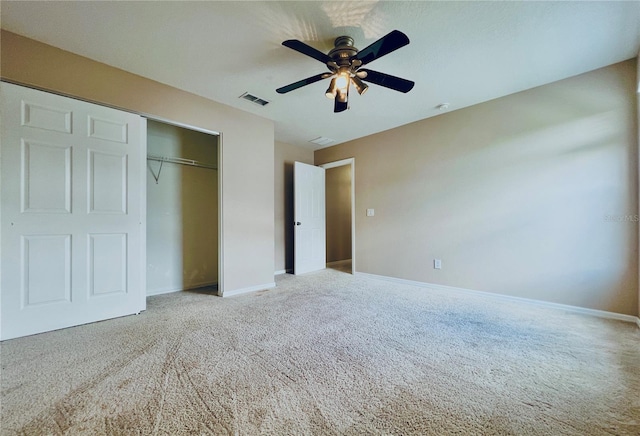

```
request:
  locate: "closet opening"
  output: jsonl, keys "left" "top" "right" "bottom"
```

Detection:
{"left": 145, "top": 119, "right": 220, "bottom": 296}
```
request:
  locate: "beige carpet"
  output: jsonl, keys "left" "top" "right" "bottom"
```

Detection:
{"left": 1, "top": 269, "right": 639, "bottom": 435}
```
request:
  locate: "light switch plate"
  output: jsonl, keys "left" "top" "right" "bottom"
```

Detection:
{"left": 366, "top": 209, "right": 375, "bottom": 217}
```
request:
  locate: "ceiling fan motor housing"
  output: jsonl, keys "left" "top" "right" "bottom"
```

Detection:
{"left": 328, "top": 36, "right": 358, "bottom": 69}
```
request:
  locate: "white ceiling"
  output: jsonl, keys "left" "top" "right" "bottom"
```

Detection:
{"left": 2, "top": 1, "right": 639, "bottom": 150}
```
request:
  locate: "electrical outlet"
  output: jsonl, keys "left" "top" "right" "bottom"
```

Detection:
{"left": 434, "top": 259, "right": 442, "bottom": 269}
{"left": 366, "top": 209, "right": 375, "bottom": 217}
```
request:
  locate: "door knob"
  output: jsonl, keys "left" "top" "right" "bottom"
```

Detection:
{"left": 295, "top": 222, "right": 302, "bottom": 226}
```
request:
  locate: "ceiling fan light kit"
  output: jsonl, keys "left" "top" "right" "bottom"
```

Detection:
{"left": 276, "top": 30, "right": 415, "bottom": 113}
{"left": 325, "top": 77, "right": 338, "bottom": 98}
{"left": 351, "top": 76, "right": 369, "bottom": 95}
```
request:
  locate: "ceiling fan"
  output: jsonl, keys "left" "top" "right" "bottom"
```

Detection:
{"left": 276, "top": 30, "right": 415, "bottom": 113}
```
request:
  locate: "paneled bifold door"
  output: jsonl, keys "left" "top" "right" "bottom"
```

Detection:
{"left": 0, "top": 83, "right": 146, "bottom": 340}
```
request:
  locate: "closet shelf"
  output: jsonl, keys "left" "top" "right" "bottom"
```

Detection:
{"left": 147, "top": 154, "right": 217, "bottom": 170}
{"left": 147, "top": 154, "right": 217, "bottom": 184}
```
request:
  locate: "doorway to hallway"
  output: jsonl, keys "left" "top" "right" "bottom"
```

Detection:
{"left": 320, "top": 159, "right": 355, "bottom": 274}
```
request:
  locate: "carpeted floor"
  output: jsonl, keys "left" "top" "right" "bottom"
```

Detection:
{"left": 1, "top": 269, "right": 639, "bottom": 435}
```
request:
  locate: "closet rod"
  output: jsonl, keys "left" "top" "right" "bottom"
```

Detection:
{"left": 147, "top": 154, "right": 217, "bottom": 170}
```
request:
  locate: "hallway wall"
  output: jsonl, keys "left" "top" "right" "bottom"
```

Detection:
{"left": 326, "top": 165, "right": 352, "bottom": 263}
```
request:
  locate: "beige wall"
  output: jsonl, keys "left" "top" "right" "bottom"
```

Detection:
{"left": 146, "top": 120, "right": 218, "bottom": 295}
{"left": 326, "top": 165, "right": 352, "bottom": 263}
{"left": 274, "top": 141, "right": 314, "bottom": 273}
{"left": 1, "top": 30, "right": 275, "bottom": 295}
{"left": 316, "top": 59, "right": 639, "bottom": 316}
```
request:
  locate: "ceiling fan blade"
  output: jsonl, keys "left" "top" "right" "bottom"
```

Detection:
{"left": 355, "top": 30, "right": 410, "bottom": 66}
{"left": 276, "top": 73, "right": 332, "bottom": 94}
{"left": 334, "top": 98, "right": 348, "bottom": 113}
{"left": 359, "top": 69, "right": 415, "bottom": 93}
{"left": 282, "top": 39, "right": 332, "bottom": 64}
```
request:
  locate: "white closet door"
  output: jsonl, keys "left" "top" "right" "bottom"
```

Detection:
{"left": 1, "top": 83, "right": 146, "bottom": 340}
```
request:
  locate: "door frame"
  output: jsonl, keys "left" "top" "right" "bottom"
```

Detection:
{"left": 319, "top": 158, "right": 356, "bottom": 273}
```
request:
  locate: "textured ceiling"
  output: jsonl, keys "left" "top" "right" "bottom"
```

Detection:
{"left": 2, "top": 1, "right": 639, "bottom": 150}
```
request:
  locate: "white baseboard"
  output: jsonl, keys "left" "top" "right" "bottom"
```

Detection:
{"left": 147, "top": 281, "right": 218, "bottom": 297}
{"left": 274, "top": 269, "right": 292, "bottom": 276}
{"left": 326, "top": 259, "right": 351, "bottom": 268}
{"left": 356, "top": 272, "right": 640, "bottom": 325}
{"left": 223, "top": 282, "right": 276, "bottom": 297}
{"left": 147, "top": 288, "right": 180, "bottom": 297}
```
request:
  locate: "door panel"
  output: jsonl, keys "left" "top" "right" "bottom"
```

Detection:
{"left": 88, "top": 150, "right": 128, "bottom": 214}
{"left": 21, "top": 100, "right": 72, "bottom": 133}
{"left": 22, "top": 140, "right": 72, "bottom": 213}
{"left": 22, "top": 234, "right": 72, "bottom": 306}
{"left": 294, "top": 162, "right": 325, "bottom": 275}
{"left": 88, "top": 116, "right": 128, "bottom": 143}
{"left": 1, "top": 82, "right": 146, "bottom": 340}
{"left": 89, "top": 233, "right": 127, "bottom": 296}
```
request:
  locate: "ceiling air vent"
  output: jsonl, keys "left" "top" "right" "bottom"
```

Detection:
{"left": 309, "top": 136, "right": 335, "bottom": 146}
{"left": 239, "top": 92, "right": 269, "bottom": 106}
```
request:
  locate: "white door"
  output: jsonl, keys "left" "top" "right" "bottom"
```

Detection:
{"left": 294, "top": 162, "right": 326, "bottom": 274}
{"left": 0, "top": 83, "right": 146, "bottom": 340}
